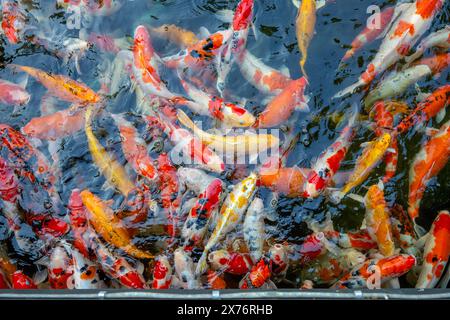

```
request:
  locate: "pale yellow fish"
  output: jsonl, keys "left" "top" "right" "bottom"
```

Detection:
{"left": 331, "top": 132, "right": 392, "bottom": 203}
{"left": 195, "top": 173, "right": 258, "bottom": 275}
{"left": 177, "top": 109, "right": 279, "bottom": 157}
{"left": 85, "top": 106, "right": 134, "bottom": 196}
{"left": 296, "top": 0, "right": 316, "bottom": 79}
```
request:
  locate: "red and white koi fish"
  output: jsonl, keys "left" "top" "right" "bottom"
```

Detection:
{"left": 94, "top": 239, "right": 148, "bottom": 289}
{"left": 163, "top": 30, "right": 232, "bottom": 71}
{"left": 0, "top": 79, "right": 30, "bottom": 106}
{"left": 370, "top": 101, "right": 409, "bottom": 182}
{"left": 239, "top": 50, "right": 292, "bottom": 96}
{"left": 152, "top": 255, "right": 172, "bottom": 289}
{"left": 341, "top": 6, "right": 395, "bottom": 62}
{"left": 254, "top": 77, "right": 309, "bottom": 128}
{"left": 303, "top": 108, "right": 358, "bottom": 198}
{"left": 405, "top": 25, "right": 450, "bottom": 64}
{"left": 70, "top": 248, "right": 105, "bottom": 289}
{"left": 325, "top": 230, "right": 378, "bottom": 251}
{"left": 332, "top": 254, "right": 416, "bottom": 289}
{"left": 416, "top": 211, "right": 450, "bottom": 288}
{"left": 180, "top": 172, "right": 224, "bottom": 250}
{"left": 216, "top": 0, "right": 254, "bottom": 93}
{"left": 174, "top": 248, "right": 200, "bottom": 289}
{"left": 208, "top": 250, "right": 253, "bottom": 275}
{"left": 179, "top": 78, "right": 256, "bottom": 127}
{"left": 11, "top": 271, "right": 38, "bottom": 289}
{"left": 239, "top": 259, "right": 273, "bottom": 289}
{"left": 334, "top": 0, "right": 445, "bottom": 98}
{"left": 243, "top": 197, "right": 265, "bottom": 263}
{"left": 396, "top": 84, "right": 450, "bottom": 134}
{"left": 407, "top": 119, "right": 450, "bottom": 223}
{"left": 111, "top": 114, "right": 158, "bottom": 182}
{"left": 68, "top": 189, "right": 94, "bottom": 259}
{"left": 196, "top": 173, "right": 258, "bottom": 275}
{"left": 1, "top": 0, "right": 26, "bottom": 44}
{"left": 48, "top": 245, "right": 74, "bottom": 289}
{"left": 267, "top": 243, "right": 290, "bottom": 278}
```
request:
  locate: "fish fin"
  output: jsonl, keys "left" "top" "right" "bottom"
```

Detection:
{"left": 251, "top": 22, "right": 258, "bottom": 41}
{"left": 17, "top": 73, "right": 29, "bottom": 89}
{"left": 438, "top": 264, "right": 450, "bottom": 288}
{"left": 215, "top": 9, "right": 234, "bottom": 23}
{"left": 386, "top": 148, "right": 397, "bottom": 154}
{"left": 332, "top": 79, "right": 365, "bottom": 99}
{"left": 177, "top": 109, "right": 203, "bottom": 136}
{"left": 376, "top": 3, "right": 411, "bottom": 41}
{"left": 279, "top": 65, "right": 291, "bottom": 78}
{"left": 377, "top": 180, "right": 385, "bottom": 191}
{"left": 195, "top": 250, "right": 209, "bottom": 276}
{"left": 436, "top": 107, "right": 446, "bottom": 124}
{"left": 198, "top": 27, "right": 211, "bottom": 39}
{"left": 425, "top": 127, "right": 440, "bottom": 137}
{"left": 414, "top": 224, "right": 428, "bottom": 239}
{"left": 360, "top": 141, "right": 372, "bottom": 148}
{"left": 296, "top": 95, "right": 311, "bottom": 112}
{"left": 347, "top": 193, "right": 365, "bottom": 204}
{"left": 292, "top": 0, "right": 301, "bottom": 9}
{"left": 33, "top": 269, "right": 48, "bottom": 285}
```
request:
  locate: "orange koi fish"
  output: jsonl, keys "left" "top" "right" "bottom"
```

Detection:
{"left": 254, "top": 77, "right": 309, "bottom": 128}
{"left": 11, "top": 65, "right": 100, "bottom": 104}
{"left": 407, "top": 119, "right": 450, "bottom": 222}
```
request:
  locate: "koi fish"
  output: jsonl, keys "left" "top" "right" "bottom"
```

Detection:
{"left": 334, "top": 0, "right": 444, "bottom": 98}
{"left": 254, "top": 77, "right": 309, "bottom": 128}
{"left": 174, "top": 248, "right": 199, "bottom": 289}
{"left": 239, "top": 259, "right": 272, "bottom": 289}
{"left": 23, "top": 106, "right": 85, "bottom": 141}
{"left": 179, "top": 78, "right": 256, "bottom": 127}
{"left": 177, "top": 109, "right": 280, "bottom": 157}
{"left": 303, "top": 109, "right": 358, "bottom": 199}
{"left": 363, "top": 183, "right": 396, "bottom": 257}
{"left": 332, "top": 254, "right": 416, "bottom": 289}
{"left": 207, "top": 270, "right": 227, "bottom": 289}
{"left": 341, "top": 6, "right": 395, "bottom": 62}
{"left": 80, "top": 190, "right": 153, "bottom": 260}
{"left": 85, "top": 106, "right": 135, "bottom": 196}
{"left": 152, "top": 255, "right": 172, "bottom": 289}
{"left": 390, "top": 204, "right": 419, "bottom": 256}
{"left": 330, "top": 132, "right": 392, "bottom": 204}
{"left": 396, "top": 84, "right": 450, "bottom": 134}
{"left": 412, "top": 52, "right": 450, "bottom": 76}
{"left": 48, "top": 245, "right": 74, "bottom": 289}
{"left": 364, "top": 64, "right": 432, "bottom": 112}
{"left": 150, "top": 24, "right": 199, "bottom": 48}
{"left": 208, "top": 250, "right": 253, "bottom": 275}
{"left": 239, "top": 50, "right": 292, "bottom": 96}
{"left": 93, "top": 239, "right": 148, "bottom": 289}
{"left": 243, "top": 197, "right": 265, "bottom": 263}
{"left": 68, "top": 189, "right": 94, "bottom": 259}
{"left": 216, "top": 0, "right": 254, "bottom": 93}
{"left": 111, "top": 114, "right": 158, "bottom": 182}
{"left": 11, "top": 271, "right": 38, "bottom": 289}
{"left": 407, "top": 120, "right": 450, "bottom": 222}
{"left": 10, "top": 65, "right": 100, "bottom": 104}
{"left": 405, "top": 25, "right": 450, "bottom": 64}
{"left": 196, "top": 173, "right": 258, "bottom": 275}
{"left": 267, "top": 243, "right": 290, "bottom": 278}
{"left": 296, "top": 0, "right": 316, "bottom": 79}
{"left": 70, "top": 247, "right": 106, "bottom": 289}
{"left": 325, "top": 230, "right": 378, "bottom": 251}
{"left": 259, "top": 166, "right": 311, "bottom": 198}
{"left": 182, "top": 176, "right": 223, "bottom": 249}
{"left": 0, "top": 79, "right": 30, "bottom": 106}
{"left": 370, "top": 101, "right": 409, "bottom": 183}
{"left": 416, "top": 211, "right": 450, "bottom": 288}
{"left": 1, "top": 0, "right": 26, "bottom": 44}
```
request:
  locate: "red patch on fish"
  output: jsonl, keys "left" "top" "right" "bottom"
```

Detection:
{"left": 416, "top": 0, "right": 442, "bottom": 19}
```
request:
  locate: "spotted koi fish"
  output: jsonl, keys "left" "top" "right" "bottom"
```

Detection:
{"left": 239, "top": 50, "right": 292, "bottom": 96}
{"left": 259, "top": 165, "right": 311, "bottom": 198}
{"left": 0, "top": 79, "right": 30, "bottom": 106}
{"left": 174, "top": 248, "right": 199, "bottom": 289}
{"left": 216, "top": 0, "right": 254, "bottom": 93}
{"left": 208, "top": 250, "right": 253, "bottom": 275}
{"left": 152, "top": 255, "right": 172, "bottom": 289}
{"left": 341, "top": 6, "right": 395, "bottom": 62}
{"left": 396, "top": 84, "right": 450, "bottom": 134}
{"left": 207, "top": 270, "right": 227, "bottom": 289}
{"left": 390, "top": 204, "right": 419, "bottom": 256}
{"left": 70, "top": 247, "right": 105, "bottom": 289}
{"left": 80, "top": 189, "right": 153, "bottom": 260}
{"left": 334, "top": 0, "right": 445, "bottom": 98}
{"left": 370, "top": 101, "right": 409, "bottom": 183}
{"left": 11, "top": 65, "right": 100, "bottom": 104}
{"left": 332, "top": 254, "right": 416, "bottom": 289}
{"left": 68, "top": 189, "right": 94, "bottom": 259}
{"left": 243, "top": 197, "right": 265, "bottom": 263}
{"left": 196, "top": 173, "right": 258, "bottom": 275}
{"left": 254, "top": 77, "right": 309, "bottom": 128}
{"left": 325, "top": 229, "right": 378, "bottom": 251}
{"left": 179, "top": 77, "right": 256, "bottom": 127}
{"left": 303, "top": 109, "right": 358, "bottom": 199}
{"left": 407, "top": 119, "right": 450, "bottom": 223}
{"left": 416, "top": 211, "right": 450, "bottom": 288}
{"left": 330, "top": 132, "right": 392, "bottom": 204}
{"left": 363, "top": 183, "right": 396, "bottom": 257}
{"left": 111, "top": 114, "right": 158, "bottom": 182}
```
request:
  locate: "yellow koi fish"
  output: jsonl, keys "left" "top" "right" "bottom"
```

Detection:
{"left": 195, "top": 173, "right": 258, "bottom": 275}
{"left": 11, "top": 64, "right": 100, "bottom": 104}
{"left": 296, "top": 0, "right": 316, "bottom": 79}
{"left": 177, "top": 109, "right": 279, "bottom": 157}
{"left": 80, "top": 190, "right": 153, "bottom": 260}
{"left": 331, "top": 132, "right": 392, "bottom": 203}
{"left": 85, "top": 106, "right": 134, "bottom": 196}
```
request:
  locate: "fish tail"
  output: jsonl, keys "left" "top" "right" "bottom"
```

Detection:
{"left": 300, "top": 59, "right": 309, "bottom": 81}
{"left": 195, "top": 249, "right": 209, "bottom": 276}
